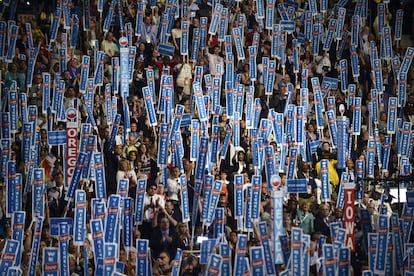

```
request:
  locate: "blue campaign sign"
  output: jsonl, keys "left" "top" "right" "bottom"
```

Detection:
{"left": 180, "top": 113, "right": 191, "bottom": 127}
{"left": 406, "top": 191, "right": 414, "bottom": 208}
{"left": 47, "top": 130, "right": 67, "bottom": 145}
{"left": 280, "top": 20, "right": 295, "bottom": 33}
{"left": 287, "top": 179, "right": 308, "bottom": 193}
{"left": 50, "top": 218, "right": 73, "bottom": 236}
{"left": 158, "top": 43, "right": 175, "bottom": 57}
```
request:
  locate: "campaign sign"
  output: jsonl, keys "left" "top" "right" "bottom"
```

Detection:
{"left": 391, "top": 213, "right": 403, "bottom": 273}
{"left": 251, "top": 175, "right": 262, "bottom": 223}
{"left": 326, "top": 110, "right": 338, "bottom": 148}
{"left": 157, "top": 123, "right": 169, "bottom": 165}
{"left": 287, "top": 179, "right": 307, "bottom": 193}
{"left": 171, "top": 248, "right": 182, "bottom": 276}
{"left": 374, "top": 215, "right": 389, "bottom": 275}
{"left": 323, "top": 243, "right": 335, "bottom": 276}
{"left": 90, "top": 219, "right": 105, "bottom": 268}
{"left": 200, "top": 239, "right": 216, "bottom": 265}
{"left": 0, "top": 239, "right": 19, "bottom": 274}
{"left": 59, "top": 223, "right": 70, "bottom": 276}
{"left": 218, "top": 243, "right": 231, "bottom": 276}
{"left": 232, "top": 27, "right": 245, "bottom": 60}
{"left": 105, "top": 195, "right": 121, "bottom": 243}
{"left": 295, "top": 106, "right": 305, "bottom": 144}
{"left": 395, "top": 9, "right": 403, "bottom": 41}
{"left": 103, "top": 243, "right": 117, "bottom": 275}
{"left": 179, "top": 174, "right": 190, "bottom": 223}
{"left": 233, "top": 174, "right": 244, "bottom": 221}
{"left": 136, "top": 239, "right": 149, "bottom": 276}
{"left": 398, "top": 72, "right": 407, "bottom": 107}
{"left": 47, "top": 130, "right": 66, "bottom": 145}
{"left": 350, "top": 44, "right": 359, "bottom": 79}
{"left": 49, "top": 218, "right": 73, "bottom": 237}
{"left": 206, "top": 254, "right": 222, "bottom": 276}
{"left": 352, "top": 97, "right": 362, "bottom": 135}
{"left": 73, "top": 190, "right": 87, "bottom": 246}
{"left": 233, "top": 234, "right": 248, "bottom": 276}
{"left": 343, "top": 183, "right": 355, "bottom": 252}
{"left": 6, "top": 161, "right": 16, "bottom": 217}
{"left": 11, "top": 211, "right": 25, "bottom": 265}
{"left": 323, "top": 19, "right": 336, "bottom": 51}
{"left": 373, "top": 58, "right": 383, "bottom": 92}
{"left": 270, "top": 191, "right": 284, "bottom": 266}
{"left": 213, "top": 208, "right": 225, "bottom": 240}
{"left": 320, "top": 159, "right": 330, "bottom": 202}
{"left": 250, "top": 246, "right": 265, "bottom": 275}
{"left": 27, "top": 216, "right": 44, "bottom": 276}
{"left": 407, "top": 192, "right": 414, "bottom": 208}
{"left": 201, "top": 176, "right": 213, "bottom": 224}
{"left": 265, "top": 0, "right": 275, "bottom": 30}
{"left": 287, "top": 147, "right": 298, "bottom": 180}
{"left": 133, "top": 178, "right": 146, "bottom": 226}
{"left": 387, "top": 97, "right": 397, "bottom": 134}
{"left": 367, "top": 233, "right": 378, "bottom": 271}
{"left": 264, "top": 146, "right": 276, "bottom": 188}
{"left": 42, "top": 247, "right": 59, "bottom": 276}
{"left": 93, "top": 152, "right": 106, "bottom": 200}
{"left": 291, "top": 227, "right": 302, "bottom": 275}
{"left": 206, "top": 180, "right": 223, "bottom": 227}
{"left": 32, "top": 168, "right": 45, "bottom": 219}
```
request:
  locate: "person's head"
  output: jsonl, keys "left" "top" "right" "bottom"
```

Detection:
{"left": 334, "top": 207, "right": 343, "bottom": 218}
{"left": 106, "top": 32, "right": 113, "bottom": 41}
{"left": 229, "top": 231, "right": 238, "bottom": 243}
{"left": 176, "top": 222, "right": 188, "bottom": 236}
{"left": 320, "top": 203, "right": 331, "bottom": 218}
{"left": 301, "top": 201, "right": 311, "bottom": 212}
{"left": 144, "top": 16, "right": 152, "bottom": 25}
{"left": 128, "top": 149, "right": 137, "bottom": 161}
{"left": 147, "top": 184, "right": 157, "bottom": 196}
{"left": 165, "top": 200, "right": 175, "bottom": 213}
{"left": 170, "top": 166, "right": 180, "bottom": 178}
{"left": 114, "top": 144, "right": 124, "bottom": 155}
{"left": 156, "top": 251, "right": 171, "bottom": 272}
{"left": 302, "top": 163, "right": 310, "bottom": 173}
{"left": 237, "top": 150, "right": 245, "bottom": 161}
{"left": 346, "top": 159, "right": 354, "bottom": 170}
{"left": 322, "top": 142, "right": 330, "bottom": 152}
{"left": 183, "top": 158, "right": 192, "bottom": 172}
{"left": 283, "top": 212, "right": 292, "bottom": 227}
{"left": 367, "top": 200, "right": 376, "bottom": 215}
{"left": 159, "top": 217, "right": 170, "bottom": 231}
{"left": 139, "top": 144, "right": 147, "bottom": 155}
{"left": 213, "top": 45, "right": 220, "bottom": 55}
{"left": 53, "top": 170, "right": 64, "bottom": 187}
{"left": 218, "top": 194, "right": 228, "bottom": 207}
{"left": 119, "top": 159, "right": 130, "bottom": 171}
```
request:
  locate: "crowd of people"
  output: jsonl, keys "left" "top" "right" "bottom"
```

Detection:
{"left": 0, "top": 0, "right": 414, "bottom": 275}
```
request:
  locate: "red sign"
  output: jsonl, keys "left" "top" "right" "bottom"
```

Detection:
{"left": 66, "top": 106, "right": 78, "bottom": 188}
{"left": 343, "top": 184, "right": 355, "bottom": 252}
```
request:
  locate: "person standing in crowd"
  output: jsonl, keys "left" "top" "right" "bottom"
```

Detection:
{"left": 150, "top": 216, "right": 182, "bottom": 260}
{"left": 314, "top": 203, "right": 332, "bottom": 240}
{"left": 141, "top": 183, "right": 165, "bottom": 239}
{"left": 47, "top": 170, "right": 68, "bottom": 218}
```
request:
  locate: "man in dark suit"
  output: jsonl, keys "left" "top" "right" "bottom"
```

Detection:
{"left": 150, "top": 216, "right": 183, "bottom": 259}
{"left": 47, "top": 170, "right": 68, "bottom": 217}
{"left": 314, "top": 203, "right": 332, "bottom": 241}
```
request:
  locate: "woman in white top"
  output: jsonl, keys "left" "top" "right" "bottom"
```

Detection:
{"left": 116, "top": 159, "right": 138, "bottom": 190}
{"left": 171, "top": 19, "right": 182, "bottom": 53}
